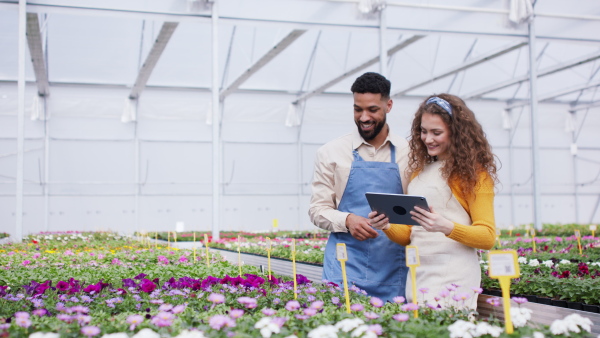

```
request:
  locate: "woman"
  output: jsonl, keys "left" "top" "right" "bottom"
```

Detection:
{"left": 369, "top": 94, "right": 498, "bottom": 310}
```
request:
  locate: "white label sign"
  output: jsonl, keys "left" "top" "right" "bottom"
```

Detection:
{"left": 590, "top": 225, "right": 597, "bottom": 231}
{"left": 489, "top": 253, "right": 517, "bottom": 277}
{"left": 406, "top": 246, "right": 419, "bottom": 266}
{"left": 574, "top": 230, "right": 581, "bottom": 239}
{"left": 336, "top": 244, "right": 347, "bottom": 260}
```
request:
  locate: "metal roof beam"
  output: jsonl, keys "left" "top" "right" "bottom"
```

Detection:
{"left": 570, "top": 100, "right": 600, "bottom": 112}
{"left": 293, "top": 35, "right": 425, "bottom": 104}
{"left": 219, "top": 29, "right": 306, "bottom": 101}
{"left": 507, "top": 80, "right": 600, "bottom": 109}
{"left": 392, "top": 41, "right": 527, "bottom": 98}
{"left": 129, "top": 22, "right": 178, "bottom": 100}
{"left": 466, "top": 51, "right": 600, "bottom": 99}
{"left": 26, "top": 13, "right": 49, "bottom": 97}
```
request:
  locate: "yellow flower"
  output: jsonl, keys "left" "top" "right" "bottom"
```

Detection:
{"left": 45, "top": 250, "right": 56, "bottom": 254}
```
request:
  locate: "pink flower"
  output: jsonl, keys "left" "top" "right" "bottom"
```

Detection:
{"left": 22, "top": 260, "right": 31, "bottom": 266}
{"left": 350, "top": 303, "right": 364, "bottom": 312}
{"left": 418, "top": 288, "right": 429, "bottom": 294}
{"left": 172, "top": 305, "right": 186, "bottom": 314}
{"left": 364, "top": 311, "right": 379, "bottom": 319}
{"left": 401, "top": 303, "right": 419, "bottom": 311}
{"left": 32, "top": 253, "right": 41, "bottom": 259}
{"left": 209, "top": 315, "right": 236, "bottom": 330}
{"left": 393, "top": 313, "right": 409, "bottom": 322}
{"left": 438, "top": 289, "right": 450, "bottom": 298}
{"left": 159, "top": 304, "right": 174, "bottom": 312}
{"left": 471, "top": 287, "right": 483, "bottom": 294}
{"left": 512, "top": 297, "right": 528, "bottom": 304}
{"left": 127, "top": 314, "right": 144, "bottom": 330}
{"left": 303, "top": 308, "right": 317, "bottom": 317}
{"left": 178, "top": 256, "right": 188, "bottom": 263}
{"left": 369, "top": 324, "right": 383, "bottom": 335}
{"left": 261, "top": 308, "right": 276, "bottom": 316}
{"left": 486, "top": 297, "right": 501, "bottom": 307}
{"left": 369, "top": 297, "right": 384, "bottom": 308}
{"left": 81, "top": 326, "right": 100, "bottom": 337}
{"left": 285, "top": 300, "right": 301, "bottom": 311}
{"left": 393, "top": 296, "right": 405, "bottom": 304}
{"left": 237, "top": 297, "right": 258, "bottom": 309}
{"left": 229, "top": 309, "right": 244, "bottom": 319}
{"left": 208, "top": 293, "right": 226, "bottom": 304}
{"left": 15, "top": 316, "right": 31, "bottom": 328}
{"left": 310, "top": 300, "right": 324, "bottom": 310}
{"left": 151, "top": 312, "right": 175, "bottom": 327}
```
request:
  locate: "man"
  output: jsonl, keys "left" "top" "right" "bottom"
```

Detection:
{"left": 308, "top": 72, "right": 409, "bottom": 301}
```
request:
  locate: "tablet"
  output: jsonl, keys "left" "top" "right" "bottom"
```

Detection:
{"left": 365, "top": 192, "right": 429, "bottom": 226}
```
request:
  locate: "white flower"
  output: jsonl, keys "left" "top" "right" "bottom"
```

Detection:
{"left": 564, "top": 314, "right": 593, "bottom": 333}
{"left": 532, "top": 332, "right": 545, "bottom": 338}
{"left": 29, "top": 333, "right": 60, "bottom": 338}
{"left": 335, "top": 318, "right": 364, "bottom": 333}
{"left": 542, "top": 260, "right": 553, "bottom": 268}
{"left": 351, "top": 325, "right": 377, "bottom": 338}
{"left": 100, "top": 334, "right": 130, "bottom": 338}
{"left": 559, "top": 259, "right": 571, "bottom": 265}
{"left": 448, "top": 320, "right": 477, "bottom": 338}
{"left": 284, "top": 336, "right": 298, "bottom": 338}
{"left": 518, "top": 257, "right": 527, "bottom": 264}
{"left": 307, "top": 325, "right": 338, "bottom": 338}
{"left": 550, "top": 319, "right": 570, "bottom": 335}
{"left": 510, "top": 307, "right": 532, "bottom": 328}
{"left": 473, "top": 322, "right": 503, "bottom": 337}
{"left": 132, "top": 328, "right": 161, "bottom": 338}
{"left": 254, "top": 317, "right": 281, "bottom": 338}
{"left": 174, "top": 330, "right": 207, "bottom": 338}
{"left": 528, "top": 259, "right": 540, "bottom": 267}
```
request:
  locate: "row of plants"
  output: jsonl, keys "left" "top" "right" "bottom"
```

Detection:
{"left": 0, "top": 232, "right": 595, "bottom": 337}
{"left": 201, "top": 234, "right": 600, "bottom": 307}
{"left": 498, "top": 223, "right": 597, "bottom": 237}
{"left": 143, "top": 231, "right": 329, "bottom": 243}
{"left": 0, "top": 233, "right": 8, "bottom": 240}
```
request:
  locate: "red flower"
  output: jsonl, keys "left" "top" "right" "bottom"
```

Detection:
{"left": 32, "top": 240, "right": 38, "bottom": 244}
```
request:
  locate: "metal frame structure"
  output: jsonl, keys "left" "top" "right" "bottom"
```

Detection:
{"left": 6, "top": 0, "right": 600, "bottom": 240}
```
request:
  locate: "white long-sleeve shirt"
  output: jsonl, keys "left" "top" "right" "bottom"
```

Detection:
{"left": 308, "top": 128, "right": 410, "bottom": 233}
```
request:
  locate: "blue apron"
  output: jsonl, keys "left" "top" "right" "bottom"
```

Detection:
{"left": 323, "top": 143, "right": 407, "bottom": 302}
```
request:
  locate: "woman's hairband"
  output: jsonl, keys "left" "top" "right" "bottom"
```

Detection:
{"left": 426, "top": 97, "right": 453, "bottom": 116}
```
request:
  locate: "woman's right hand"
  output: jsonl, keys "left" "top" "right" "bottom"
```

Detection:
{"left": 368, "top": 211, "right": 390, "bottom": 230}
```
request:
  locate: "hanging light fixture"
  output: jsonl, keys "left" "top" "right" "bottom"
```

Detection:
{"left": 186, "top": 0, "right": 212, "bottom": 12}
{"left": 357, "top": 0, "right": 386, "bottom": 18}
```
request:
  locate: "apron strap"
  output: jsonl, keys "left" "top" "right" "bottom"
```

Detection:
{"left": 390, "top": 143, "right": 396, "bottom": 163}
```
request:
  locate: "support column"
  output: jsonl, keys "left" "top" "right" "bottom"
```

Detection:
{"left": 527, "top": 17, "right": 543, "bottom": 231}
{"left": 15, "top": 0, "right": 26, "bottom": 242}
{"left": 378, "top": 8, "right": 387, "bottom": 77}
{"left": 211, "top": 1, "right": 221, "bottom": 240}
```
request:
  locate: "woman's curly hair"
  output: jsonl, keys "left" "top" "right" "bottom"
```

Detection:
{"left": 408, "top": 93, "right": 498, "bottom": 198}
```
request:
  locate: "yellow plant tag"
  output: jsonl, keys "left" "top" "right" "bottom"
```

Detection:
{"left": 291, "top": 239, "right": 297, "bottom": 299}
{"left": 336, "top": 243, "right": 351, "bottom": 314}
{"left": 266, "top": 237, "right": 272, "bottom": 251}
{"left": 273, "top": 219, "right": 279, "bottom": 229}
{"left": 406, "top": 246, "right": 420, "bottom": 267}
{"left": 488, "top": 250, "right": 520, "bottom": 279}
{"left": 336, "top": 243, "right": 347, "bottom": 261}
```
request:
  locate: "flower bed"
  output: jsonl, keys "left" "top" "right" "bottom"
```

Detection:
{"left": 0, "top": 233, "right": 9, "bottom": 240}
{"left": 0, "top": 232, "right": 596, "bottom": 337}
{"left": 146, "top": 231, "right": 329, "bottom": 243}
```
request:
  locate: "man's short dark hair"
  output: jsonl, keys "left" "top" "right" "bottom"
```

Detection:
{"left": 351, "top": 72, "right": 391, "bottom": 99}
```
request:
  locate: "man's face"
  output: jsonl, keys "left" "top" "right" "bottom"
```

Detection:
{"left": 353, "top": 92, "right": 391, "bottom": 141}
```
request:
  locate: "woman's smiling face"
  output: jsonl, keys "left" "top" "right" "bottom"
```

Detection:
{"left": 420, "top": 112, "right": 451, "bottom": 160}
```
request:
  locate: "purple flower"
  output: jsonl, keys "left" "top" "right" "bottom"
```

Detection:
{"left": 303, "top": 308, "right": 317, "bottom": 317}
{"left": 350, "top": 304, "right": 364, "bottom": 312}
{"left": 310, "top": 300, "right": 324, "bottom": 310}
{"left": 229, "top": 309, "right": 244, "bottom": 319}
{"left": 364, "top": 311, "right": 380, "bottom": 319}
{"left": 393, "top": 296, "right": 405, "bottom": 304}
{"left": 486, "top": 297, "right": 501, "bottom": 307}
{"left": 32, "top": 309, "right": 48, "bottom": 317}
{"left": 393, "top": 313, "right": 410, "bottom": 322}
{"left": 369, "top": 324, "right": 383, "bottom": 335}
{"left": 237, "top": 297, "right": 257, "bottom": 309}
{"left": 285, "top": 300, "right": 300, "bottom": 311}
{"left": 127, "top": 314, "right": 144, "bottom": 330}
{"left": 57, "top": 314, "right": 73, "bottom": 323}
{"left": 369, "top": 297, "right": 384, "bottom": 308}
{"left": 471, "top": 287, "right": 483, "bottom": 294}
{"left": 418, "top": 288, "right": 429, "bottom": 294}
{"left": 209, "top": 315, "right": 236, "bottom": 330}
{"left": 151, "top": 312, "right": 175, "bottom": 327}
{"left": 438, "top": 289, "right": 450, "bottom": 298}
{"left": 81, "top": 326, "right": 101, "bottom": 337}
{"left": 331, "top": 297, "right": 340, "bottom": 305}
{"left": 401, "top": 303, "right": 419, "bottom": 311}
{"left": 71, "top": 306, "right": 89, "bottom": 314}
{"left": 208, "top": 293, "right": 226, "bottom": 304}
{"left": 512, "top": 297, "right": 528, "bottom": 304}
{"left": 15, "top": 317, "right": 31, "bottom": 328}
{"left": 76, "top": 314, "right": 92, "bottom": 325}
{"left": 159, "top": 304, "right": 174, "bottom": 312}
{"left": 140, "top": 279, "right": 157, "bottom": 293}
{"left": 14, "top": 312, "right": 30, "bottom": 319}
{"left": 295, "top": 314, "right": 310, "bottom": 320}
{"left": 172, "top": 305, "right": 186, "bottom": 314}
{"left": 262, "top": 308, "right": 276, "bottom": 316}
{"left": 56, "top": 281, "right": 69, "bottom": 292}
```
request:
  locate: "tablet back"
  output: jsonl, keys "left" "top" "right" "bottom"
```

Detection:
{"left": 365, "top": 193, "right": 429, "bottom": 226}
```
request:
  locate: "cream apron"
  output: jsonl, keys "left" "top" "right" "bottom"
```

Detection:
{"left": 406, "top": 161, "right": 480, "bottom": 310}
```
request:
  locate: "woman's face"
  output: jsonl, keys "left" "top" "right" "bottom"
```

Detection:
{"left": 420, "top": 112, "right": 451, "bottom": 160}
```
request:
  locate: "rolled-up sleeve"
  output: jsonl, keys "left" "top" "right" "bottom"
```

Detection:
{"left": 308, "top": 147, "right": 350, "bottom": 233}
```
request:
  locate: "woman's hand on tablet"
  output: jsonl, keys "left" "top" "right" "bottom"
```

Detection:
{"left": 410, "top": 206, "right": 454, "bottom": 235}
{"left": 368, "top": 211, "right": 390, "bottom": 231}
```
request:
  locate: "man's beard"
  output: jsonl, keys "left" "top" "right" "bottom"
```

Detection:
{"left": 356, "top": 116, "right": 386, "bottom": 141}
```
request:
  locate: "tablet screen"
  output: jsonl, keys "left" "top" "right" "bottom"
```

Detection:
{"left": 365, "top": 193, "right": 429, "bottom": 226}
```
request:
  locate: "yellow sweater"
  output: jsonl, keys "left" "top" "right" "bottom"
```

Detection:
{"left": 383, "top": 172, "right": 496, "bottom": 250}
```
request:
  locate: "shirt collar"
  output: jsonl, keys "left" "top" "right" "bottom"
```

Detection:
{"left": 351, "top": 125, "right": 396, "bottom": 150}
